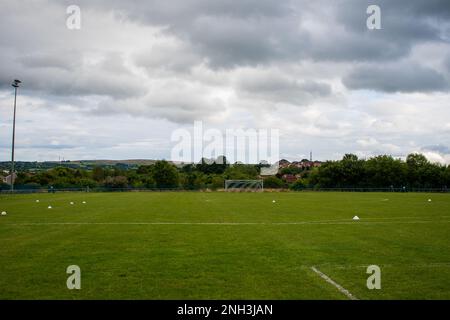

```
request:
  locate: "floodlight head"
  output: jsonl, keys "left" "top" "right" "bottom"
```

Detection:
{"left": 12, "top": 79, "right": 21, "bottom": 87}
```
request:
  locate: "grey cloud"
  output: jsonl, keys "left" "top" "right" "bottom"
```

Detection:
{"left": 186, "top": 14, "right": 307, "bottom": 68}
{"left": 236, "top": 71, "right": 331, "bottom": 105}
{"left": 0, "top": 51, "right": 147, "bottom": 99}
{"left": 302, "top": 0, "right": 448, "bottom": 63}
{"left": 446, "top": 55, "right": 450, "bottom": 72}
{"left": 76, "top": 0, "right": 291, "bottom": 25}
{"left": 72, "top": 0, "right": 450, "bottom": 68}
{"left": 380, "top": 0, "right": 450, "bottom": 20}
{"left": 144, "top": 90, "right": 224, "bottom": 123}
{"left": 299, "top": 81, "right": 331, "bottom": 96}
{"left": 335, "top": 0, "right": 446, "bottom": 39}
{"left": 1, "top": 67, "right": 146, "bottom": 99}
{"left": 134, "top": 41, "right": 202, "bottom": 73}
{"left": 343, "top": 63, "right": 449, "bottom": 93}
{"left": 18, "top": 51, "right": 82, "bottom": 71}
{"left": 93, "top": 82, "right": 226, "bottom": 123}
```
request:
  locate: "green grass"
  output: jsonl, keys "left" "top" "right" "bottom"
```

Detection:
{"left": 0, "top": 191, "right": 449, "bottom": 299}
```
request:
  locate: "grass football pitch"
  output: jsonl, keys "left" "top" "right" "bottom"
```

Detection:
{"left": 0, "top": 191, "right": 449, "bottom": 299}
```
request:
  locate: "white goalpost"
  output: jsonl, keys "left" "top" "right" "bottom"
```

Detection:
{"left": 224, "top": 180, "right": 264, "bottom": 192}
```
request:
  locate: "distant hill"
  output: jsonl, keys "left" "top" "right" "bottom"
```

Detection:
{"left": 62, "top": 159, "right": 159, "bottom": 166}
{"left": 0, "top": 158, "right": 277, "bottom": 172}
{"left": 0, "top": 159, "right": 167, "bottom": 171}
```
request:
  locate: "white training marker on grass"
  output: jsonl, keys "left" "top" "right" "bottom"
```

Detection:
{"left": 48, "top": 206, "right": 52, "bottom": 209}
{"left": 36, "top": 200, "right": 40, "bottom": 203}
{"left": 82, "top": 201, "right": 86, "bottom": 204}
{"left": 272, "top": 200, "right": 276, "bottom": 203}
{"left": 1, "top": 211, "right": 7, "bottom": 216}
{"left": 428, "top": 199, "right": 432, "bottom": 202}
{"left": 353, "top": 216, "right": 360, "bottom": 221}
{"left": 70, "top": 202, "right": 74, "bottom": 205}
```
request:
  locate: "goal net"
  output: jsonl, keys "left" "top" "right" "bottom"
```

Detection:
{"left": 224, "top": 180, "right": 264, "bottom": 192}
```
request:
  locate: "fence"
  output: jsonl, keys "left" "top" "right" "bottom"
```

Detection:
{"left": 1, "top": 186, "right": 449, "bottom": 194}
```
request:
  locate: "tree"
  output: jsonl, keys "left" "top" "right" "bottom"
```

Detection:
{"left": 182, "top": 172, "right": 206, "bottom": 190}
{"left": 444, "top": 166, "right": 450, "bottom": 188}
{"left": 152, "top": 160, "right": 180, "bottom": 188}
{"left": 137, "top": 165, "right": 153, "bottom": 175}
{"left": 365, "top": 155, "right": 406, "bottom": 188}
{"left": 92, "top": 166, "right": 105, "bottom": 182}
{"left": 290, "top": 179, "right": 306, "bottom": 190}
{"left": 77, "top": 178, "right": 98, "bottom": 188}
{"left": 104, "top": 176, "right": 128, "bottom": 188}
{"left": 310, "top": 161, "right": 341, "bottom": 188}
{"left": 224, "top": 164, "right": 259, "bottom": 180}
{"left": 210, "top": 175, "right": 225, "bottom": 190}
{"left": 196, "top": 156, "right": 228, "bottom": 174}
{"left": 406, "top": 153, "right": 429, "bottom": 168}
{"left": 340, "top": 154, "right": 365, "bottom": 187}
{"left": 263, "top": 176, "right": 284, "bottom": 189}
{"left": 406, "top": 153, "right": 431, "bottom": 188}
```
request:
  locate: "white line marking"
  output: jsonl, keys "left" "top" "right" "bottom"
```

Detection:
{"left": 310, "top": 262, "right": 450, "bottom": 270}
{"left": 311, "top": 266, "right": 358, "bottom": 300}
{"left": 273, "top": 220, "right": 450, "bottom": 225}
{"left": 3, "top": 220, "right": 450, "bottom": 226}
{"left": 361, "top": 216, "right": 450, "bottom": 220}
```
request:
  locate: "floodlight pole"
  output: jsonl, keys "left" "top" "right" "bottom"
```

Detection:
{"left": 10, "top": 79, "right": 21, "bottom": 192}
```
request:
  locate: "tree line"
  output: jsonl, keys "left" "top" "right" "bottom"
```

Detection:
{"left": 298, "top": 153, "right": 450, "bottom": 190}
{"left": 1, "top": 153, "right": 449, "bottom": 191}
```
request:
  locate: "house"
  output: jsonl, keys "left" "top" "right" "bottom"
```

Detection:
{"left": 298, "top": 160, "right": 323, "bottom": 169}
{"left": 278, "top": 158, "right": 323, "bottom": 172}
{"left": 282, "top": 174, "right": 297, "bottom": 184}
{"left": 278, "top": 159, "right": 291, "bottom": 168}
{"left": 290, "top": 161, "right": 303, "bottom": 168}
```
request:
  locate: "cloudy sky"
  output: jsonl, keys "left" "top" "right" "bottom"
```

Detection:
{"left": 1, "top": 0, "right": 450, "bottom": 163}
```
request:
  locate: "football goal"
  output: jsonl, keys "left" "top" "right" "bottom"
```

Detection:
{"left": 224, "top": 180, "right": 264, "bottom": 192}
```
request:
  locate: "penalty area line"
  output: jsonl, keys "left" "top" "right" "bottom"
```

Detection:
{"left": 311, "top": 266, "right": 358, "bottom": 300}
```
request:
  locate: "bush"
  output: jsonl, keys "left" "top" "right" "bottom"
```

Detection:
{"left": 152, "top": 160, "right": 180, "bottom": 188}
{"left": 210, "top": 176, "right": 225, "bottom": 190}
{"left": 263, "top": 176, "right": 284, "bottom": 189}
{"left": 290, "top": 180, "right": 306, "bottom": 191}
{"left": 104, "top": 176, "right": 129, "bottom": 189}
